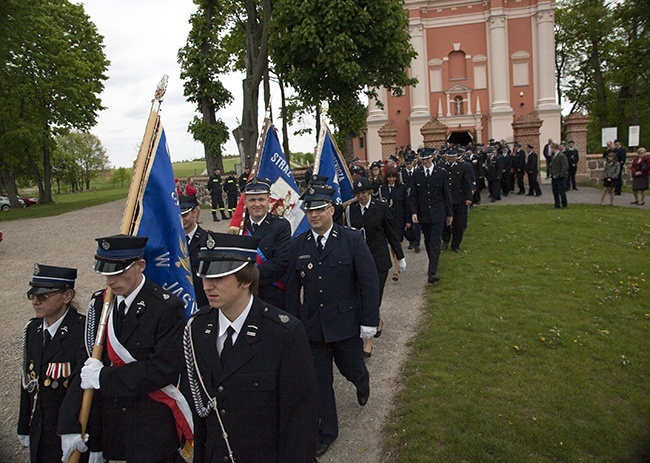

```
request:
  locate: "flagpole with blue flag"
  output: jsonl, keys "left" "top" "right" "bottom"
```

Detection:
{"left": 313, "top": 112, "right": 354, "bottom": 204}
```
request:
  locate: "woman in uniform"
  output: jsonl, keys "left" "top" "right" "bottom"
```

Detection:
{"left": 17, "top": 264, "right": 90, "bottom": 463}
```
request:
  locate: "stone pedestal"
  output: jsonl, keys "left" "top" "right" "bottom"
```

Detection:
{"left": 512, "top": 111, "right": 543, "bottom": 153}
{"left": 378, "top": 123, "right": 399, "bottom": 160}
{"left": 564, "top": 113, "right": 590, "bottom": 182}
{"left": 420, "top": 118, "right": 448, "bottom": 148}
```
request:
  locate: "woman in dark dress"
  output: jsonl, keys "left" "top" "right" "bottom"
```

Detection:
{"left": 379, "top": 167, "right": 410, "bottom": 280}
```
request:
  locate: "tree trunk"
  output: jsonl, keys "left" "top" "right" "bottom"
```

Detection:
{"left": 25, "top": 147, "right": 44, "bottom": 202}
{"left": 42, "top": 137, "right": 53, "bottom": 203}
{"left": 278, "top": 75, "right": 290, "bottom": 162}
{"left": 590, "top": 41, "right": 607, "bottom": 127}
{"left": 343, "top": 134, "right": 354, "bottom": 162}
{"left": 0, "top": 167, "right": 21, "bottom": 208}
{"left": 201, "top": 0, "right": 222, "bottom": 174}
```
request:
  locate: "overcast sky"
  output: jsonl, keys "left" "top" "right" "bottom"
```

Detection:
{"left": 81, "top": 0, "right": 317, "bottom": 169}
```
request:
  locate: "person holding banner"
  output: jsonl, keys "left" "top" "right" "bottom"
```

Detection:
{"left": 286, "top": 182, "right": 380, "bottom": 457}
{"left": 182, "top": 232, "right": 319, "bottom": 463}
{"left": 18, "top": 264, "right": 90, "bottom": 463}
{"left": 58, "top": 235, "right": 189, "bottom": 463}
{"left": 243, "top": 178, "right": 292, "bottom": 310}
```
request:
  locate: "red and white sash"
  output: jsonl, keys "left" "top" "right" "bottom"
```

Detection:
{"left": 105, "top": 305, "right": 194, "bottom": 443}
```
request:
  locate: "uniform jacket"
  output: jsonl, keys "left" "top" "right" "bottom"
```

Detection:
{"left": 447, "top": 161, "right": 474, "bottom": 204}
{"left": 513, "top": 149, "right": 527, "bottom": 171}
{"left": 566, "top": 148, "right": 579, "bottom": 167}
{"left": 378, "top": 183, "right": 410, "bottom": 233}
{"left": 189, "top": 225, "right": 209, "bottom": 309}
{"left": 224, "top": 176, "right": 238, "bottom": 194}
{"left": 19, "top": 308, "right": 87, "bottom": 463}
{"left": 207, "top": 174, "right": 223, "bottom": 195}
{"left": 59, "top": 279, "right": 185, "bottom": 463}
{"left": 549, "top": 152, "right": 569, "bottom": 179}
{"left": 486, "top": 155, "right": 504, "bottom": 182}
{"left": 246, "top": 214, "right": 291, "bottom": 308}
{"left": 345, "top": 198, "right": 404, "bottom": 273}
{"left": 183, "top": 298, "right": 319, "bottom": 463}
{"left": 526, "top": 151, "right": 539, "bottom": 174}
{"left": 408, "top": 165, "right": 453, "bottom": 223}
{"left": 286, "top": 224, "right": 380, "bottom": 343}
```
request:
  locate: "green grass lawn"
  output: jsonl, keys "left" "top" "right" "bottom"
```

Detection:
{"left": 387, "top": 204, "right": 650, "bottom": 462}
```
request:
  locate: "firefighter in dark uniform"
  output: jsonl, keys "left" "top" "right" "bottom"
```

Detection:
{"left": 18, "top": 264, "right": 92, "bottom": 463}
{"left": 441, "top": 150, "right": 473, "bottom": 252}
{"left": 207, "top": 167, "right": 227, "bottom": 221}
{"left": 400, "top": 152, "right": 421, "bottom": 252}
{"left": 58, "top": 235, "right": 189, "bottom": 463}
{"left": 513, "top": 142, "right": 527, "bottom": 195}
{"left": 486, "top": 148, "right": 504, "bottom": 202}
{"left": 525, "top": 144, "right": 542, "bottom": 196}
{"left": 224, "top": 170, "right": 239, "bottom": 217}
{"left": 243, "top": 178, "right": 292, "bottom": 310}
{"left": 566, "top": 140, "right": 579, "bottom": 190}
{"left": 409, "top": 148, "right": 453, "bottom": 284}
{"left": 468, "top": 145, "right": 486, "bottom": 205}
{"left": 180, "top": 195, "right": 209, "bottom": 309}
{"left": 182, "top": 232, "right": 319, "bottom": 463}
{"left": 238, "top": 165, "right": 250, "bottom": 192}
{"left": 498, "top": 141, "right": 513, "bottom": 196}
{"left": 286, "top": 182, "right": 380, "bottom": 458}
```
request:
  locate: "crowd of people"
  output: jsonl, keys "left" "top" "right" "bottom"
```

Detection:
{"left": 17, "top": 138, "right": 650, "bottom": 463}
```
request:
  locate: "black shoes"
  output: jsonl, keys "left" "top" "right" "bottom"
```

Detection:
{"left": 315, "top": 442, "right": 330, "bottom": 457}
{"left": 451, "top": 248, "right": 460, "bottom": 253}
{"left": 357, "top": 386, "right": 370, "bottom": 406}
{"left": 414, "top": 246, "right": 420, "bottom": 253}
{"left": 428, "top": 274, "right": 440, "bottom": 284}
{"left": 441, "top": 241, "right": 449, "bottom": 250}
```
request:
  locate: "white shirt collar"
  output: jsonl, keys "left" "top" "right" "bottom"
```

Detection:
{"left": 43, "top": 308, "right": 70, "bottom": 337}
{"left": 186, "top": 224, "right": 198, "bottom": 242}
{"left": 217, "top": 294, "right": 254, "bottom": 349}
{"left": 311, "top": 224, "right": 334, "bottom": 244}
{"left": 116, "top": 275, "right": 147, "bottom": 314}
{"left": 250, "top": 213, "right": 267, "bottom": 227}
{"left": 359, "top": 198, "right": 371, "bottom": 209}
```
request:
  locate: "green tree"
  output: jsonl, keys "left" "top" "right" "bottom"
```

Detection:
{"left": 0, "top": 0, "right": 108, "bottom": 203}
{"left": 55, "top": 131, "right": 110, "bottom": 190}
{"left": 269, "top": 0, "right": 417, "bottom": 158}
{"left": 112, "top": 167, "right": 131, "bottom": 189}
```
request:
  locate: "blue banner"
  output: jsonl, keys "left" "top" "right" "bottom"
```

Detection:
{"left": 317, "top": 129, "right": 354, "bottom": 204}
{"left": 256, "top": 125, "right": 310, "bottom": 237}
{"left": 137, "top": 128, "right": 197, "bottom": 319}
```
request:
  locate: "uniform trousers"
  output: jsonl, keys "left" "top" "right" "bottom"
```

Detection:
{"left": 210, "top": 192, "right": 225, "bottom": 215}
{"left": 516, "top": 171, "right": 526, "bottom": 193}
{"left": 377, "top": 269, "right": 389, "bottom": 306}
{"left": 408, "top": 222, "right": 421, "bottom": 248}
{"left": 421, "top": 221, "right": 444, "bottom": 276}
{"left": 527, "top": 173, "right": 542, "bottom": 196}
{"left": 488, "top": 179, "right": 501, "bottom": 200}
{"left": 566, "top": 166, "right": 577, "bottom": 190}
{"left": 310, "top": 336, "right": 369, "bottom": 445}
{"left": 551, "top": 177, "right": 568, "bottom": 208}
{"left": 441, "top": 203, "right": 468, "bottom": 250}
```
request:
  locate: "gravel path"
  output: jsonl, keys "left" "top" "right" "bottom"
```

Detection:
{"left": 0, "top": 184, "right": 644, "bottom": 462}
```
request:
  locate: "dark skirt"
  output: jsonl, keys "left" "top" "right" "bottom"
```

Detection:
{"left": 632, "top": 175, "right": 649, "bottom": 191}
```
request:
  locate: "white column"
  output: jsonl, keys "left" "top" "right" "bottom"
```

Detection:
{"left": 408, "top": 21, "right": 431, "bottom": 147}
{"left": 487, "top": 12, "right": 511, "bottom": 111}
{"left": 366, "top": 86, "right": 389, "bottom": 162}
{"left": 446, "top": 94, "right": 451, "bottom": 116}
{"left": 535, "top": 6, "right": 557, "bottom": 108}
{"left": 466, "top": 91, "right": 472, "bottom": 115}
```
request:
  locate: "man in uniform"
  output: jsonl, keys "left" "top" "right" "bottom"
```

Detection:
{"left": 409, "top": 148, "right": 453, "bottom": 283}
{"left": 286, "top": 182, "right": 379, "bottom": 457}
{"left": 58, "top": 235, "right": 189, "bottom": 463}
{"left": 549, "top": 143, "right": 569, "bottom": 209}
{"left": 614, "top": 139, "right": 626, "bottom": 195}
{"left": 180, "top": 195, "right": 209, "bottom": 309}
{"left": 497, "top": 141, "right": 513, "bottom": 197}
{"left": 486, "top": 148, "right": 503, "bottom": 202}
{"left": 400, "top": 152, "right": 421, "bottom": 252}
{"left": 543, "top": 138, "right": 554, "bottom": 178}
{"left": 207, "top": 167, "right": 227, "bottom": 221}
{"left": 238, "top": 165, "right": 250, "bottom": 191}
{"left": 566, "top": 140, "right": 579, "bottom": 190}
{"left": 243, "top": 178, "right": 292, "bottom": 309}
{"left": 441, "top": 150, "right": 473, "bottom": 253}
{"left": 468, "top": 145, "right": 486, "bottom": 205}
{"left": 525, "top": 144, "right": 542, "bottom": 197}
{"left": 224, "top": 170, "right": 239, "bottom": 218}
{"left": 18, "top": 264, "right": 91, "bottom": 463}
{"left": 182, "top": 232, "right": 319, "bottom": 463}
{"left": 513, "top": 142, "right": 527, "bottom": 195}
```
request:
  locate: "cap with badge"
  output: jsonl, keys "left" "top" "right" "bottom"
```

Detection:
{"left": 93, "top": 234, "right": 148, "bottom": 275}
{"left": 179, "top": 195, "right": 199, "bottom": 215}
{"left": 244, "top": 178, "right": 272, "bottom": 194}
{"left": 351, "top": 156, "right": 361, "bottom": 163}
{"left": 387, "top": 155, "right": 399, "bottom": 164}
{"left": 420, "top": 148, "right": 436, "bottom": 159}
{"left": 27, "top": 263, "right": 77, "bottom": 295}
{"left": 300, "top": 175, "right": 335, "bottom": 210}
{"left": 352, "top": 177, "right": 373, "bottom": 193}
{"left": 527, "top": 144, "right": 534, "bottom": 149}
{"left": 197, "top": 232, "right": 261, "bottom": 278}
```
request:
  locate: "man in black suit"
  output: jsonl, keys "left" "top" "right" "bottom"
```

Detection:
{"left": 18, "top": 264, "right": 91, "bottom": 463}
{"left": 400, "top": 152, "right": 421, "bottom": 252}
{"left": 183, "top": 232, "right": 319, "bottom": 463}
{"left": 486, "top": 148, "right": 503, "bottom": 202}
{"left": 409, "top": 148, "right": 453, "bottom": 283}
{"left": 549, "top": 143, "right": 569, "bottom": 209}
{"left": 513, "top": 142, "right": 527, "bottom": 195}
{"left": 525, "top": 144, "right": 542, "bottom": 196}
{"left": 242, "top": 178, "right": 292, "bottom": 309}
{"left": 59, "top": 235, "right": 189, "bottom": 463}
{"left": 543, "top": 138, "right": 554, "bottom": 178}
{"left": 566, "top": 140, "right": 579, "bottom": 190}
{"left": 614, "top": 139, "right": 627, "bottom": 195}
{"left": 181, "top": 195, "right": 209, "bottom": 309}
{"left": 286, "top": 182, "right": 380, "bottom": 457}
{"left": 441, "top": 150, "right": 473, "bottom": 252}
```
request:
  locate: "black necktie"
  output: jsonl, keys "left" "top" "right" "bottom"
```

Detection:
{"left": 426, "top": 169, "right": 430, "bottom": 178}
{"left": 361, "top": 206, "right": 366, "bottom": 216}
{"left": 317, "top": 235, "right": 324, "bottom": 254}
{"left": 118, "top": 301, "right": 127, "bottom": 330}
{"left": 252, "top": 222, "right": 258, "bottom": 233}
{"left": 221, "top": 326, "right": 235, "bottom": 366}
{"left": 186, "top": 235, "right": 190, "bottom": 246}
{"left": 44, "top": 330, "right": 52, "bottom": 348}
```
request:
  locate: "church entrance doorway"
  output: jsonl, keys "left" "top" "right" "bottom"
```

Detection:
{"left": 447, "top": 131, "right": 473, "bottom": 147}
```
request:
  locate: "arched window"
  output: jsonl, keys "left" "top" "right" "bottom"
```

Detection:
{"left": 448, "top": 50, "right": 467, "bottom": 80}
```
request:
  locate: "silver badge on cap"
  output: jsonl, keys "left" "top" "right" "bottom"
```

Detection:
{"left": 206, "top": 234, "right": 216, "bottom": 250}
{"left": 33, "top": 263, "right": 40, "bottom": 275}
{"left": 101, "top": 240, "right": 110, "bottom": 250}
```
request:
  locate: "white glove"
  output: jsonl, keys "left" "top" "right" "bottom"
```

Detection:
{"left": 89, "top": 451, "right": 106, "bottom": 463}
{"left": 61, "top": 433, "right": 88, "bottom": 462}
{"left": 17, "top": 434, "right": 29, "bottom": 447}
{"left": 80, "top": 358, "right": 103, "bottom": 390}
{"left": 398, "top": 258, "right": 407, "bottom": 272}
{"left": 360, "top": 325, "right": 377, "bottom": 340}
